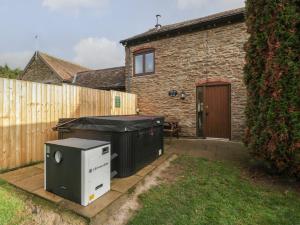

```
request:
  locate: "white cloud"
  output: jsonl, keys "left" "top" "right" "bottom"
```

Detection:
{"left": 0, "top": 51, "right": 33, "bottom": 69}
{"left": 177, "top": 0, "right": 244, "bottom": 10}
{"left": 73, "top": 37, "right": 124, "bottom": 69}
{"left": 42, "top": 0, "right": 109, "bottom": 12}
{"left": 177, "top": 0, "right": 207, "bottom": 9}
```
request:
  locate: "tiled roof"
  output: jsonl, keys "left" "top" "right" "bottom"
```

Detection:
{"left": 73, "top": 66, "right": 125, "bottom": 90}
{"left": 120, "top": 7, "right": 245, "bottom": 46}
{"left": 38, "top": 52, "right": 90, "bottom": 81}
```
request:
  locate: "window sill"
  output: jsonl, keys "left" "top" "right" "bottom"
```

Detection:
{"left": 134, "top": 72, "right": 155, "bottom": 77}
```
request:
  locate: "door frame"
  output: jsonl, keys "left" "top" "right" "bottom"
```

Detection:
{"left": 196, "top": 82, "right": 231, "bottom": 140}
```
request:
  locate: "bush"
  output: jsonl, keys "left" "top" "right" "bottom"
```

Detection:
{"left": 244, "top": 0, "right": 300, "bottom": 176}
{"left": 0, "top": 65, "right": 22, "bottom": 79}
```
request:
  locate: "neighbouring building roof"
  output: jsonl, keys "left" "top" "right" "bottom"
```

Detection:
{"left": 73, "top": 66, "right": 125, "bottom": 90}
{"left": 21, "top": 51, "right": 90, "bottom": 82}
{"left": 120, "top": 7, "right": 245, "bottom": 46}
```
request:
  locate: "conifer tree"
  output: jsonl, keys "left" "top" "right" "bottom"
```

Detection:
{"left": 244, "top": 0, "right": 300, "bottom": 176}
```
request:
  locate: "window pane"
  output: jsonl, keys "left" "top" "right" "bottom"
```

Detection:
{"left": 135, "top": 55, "right": 143, "bottom": 74}
{"left": 145, "top": 52, "right": 154, "bottom": 73}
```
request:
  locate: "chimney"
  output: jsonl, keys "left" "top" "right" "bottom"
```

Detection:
{"left": 155, "top": 14, "right": 162, "bottom": 30}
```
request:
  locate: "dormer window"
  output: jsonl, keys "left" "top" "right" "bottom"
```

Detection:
{"left": 134, "top": 49, "right": 155, "bottom": 76}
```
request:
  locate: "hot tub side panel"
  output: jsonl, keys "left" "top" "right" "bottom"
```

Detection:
{"left": 58, "top": 128, "right": 164, "bottom": 178}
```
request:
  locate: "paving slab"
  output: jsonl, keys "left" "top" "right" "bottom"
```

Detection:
{"left": 0, "top": 152, "right": 173, "bottom": 220}
{"left": 0, "top": 166, "right": 43, "bottom": 183}
{"left": 91, "top": 194, "right": 129, "bottom": 225}
{"left": 136, "top": 164, "right": 155, "bottom": 177}
{"left": 151, "top": 153, "right": 171, "bottom": 167}
{"left": 60, "top": 191, "right": 122, "bottom": 218}
{"left": 34, "top": 188, "right": 64, "bottom": 204}
{"left": 14, "top": 173, "right": 44, "bottom": 192}
{"left": 34, "top": 163, "right": 44, "bottom": 170}
{"left": 111, "top": 175, "right": 143, "bottom": 193}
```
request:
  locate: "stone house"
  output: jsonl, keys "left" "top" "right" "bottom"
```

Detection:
{"left": 20, "top": 51, "right": 89, "bottom": 84}
{"left": 20, "top": 51, "right": 126, "bottom": 91}
{"left": 120, "top": 8, "right": 248, "bottom": 141}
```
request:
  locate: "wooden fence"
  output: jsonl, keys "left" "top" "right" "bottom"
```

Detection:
{"left": 0, "top": 78, "right": 137, "bottom": 170}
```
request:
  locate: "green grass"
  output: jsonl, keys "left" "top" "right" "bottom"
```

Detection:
{"left": 0, "top": 179, "right": 26, "bottom": 225}
{"left": 128, "top": 156, "right": 300, "bottom": 225}
{"left": 0, "top": 178, "right": 88, "bottom": 225}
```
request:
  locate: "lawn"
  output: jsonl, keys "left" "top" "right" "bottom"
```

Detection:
{"left": 1, "top": 156, "right": 299, "bottom": 225}
{"left": 0, "top": 180, "right": 26, "bottom": 225}
{"left": 0, "top": 179, "right": 87, "bottom": 225}
{"left": 128, "top": 156, "right": 300, "bottom": 225}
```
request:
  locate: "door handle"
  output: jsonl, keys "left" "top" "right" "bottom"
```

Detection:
{"left": 205, "top": 105, "right": 209, "bottom": 116}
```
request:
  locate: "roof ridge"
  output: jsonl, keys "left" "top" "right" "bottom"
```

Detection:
{"left": 77, "top": 66, "right": 125, "bottom": 75}
{"left": 36, "top": 51, "right": 91, "bottom": 81}
{"left": 161, "top": 7, "right": 244, "bottom": 29}
{"left": 38, "top": 51, "right": 90, "bottom": 70}
{"left": 73, "top": 66, "right": 125, "bottom": 90}
{"left": 120, "top": 7, "right": 245, "bottom": 45}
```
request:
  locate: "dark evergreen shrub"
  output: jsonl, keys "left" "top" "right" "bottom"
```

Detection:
{"left": 244, "top": 0, "right": 300, "bottom": 176}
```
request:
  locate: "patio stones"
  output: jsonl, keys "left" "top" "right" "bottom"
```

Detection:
{"left": 34, "top": 163, "right": 44, "bottom": 170}
{"left": 0, "top": 152, "right": 173, "bottom": 220}
{"left": 14, "top": 173, "right": 44, "bottom": 192}
{"left": 0, "top": 166, "right": 43, "bottom": 184}
{"left": 136, "top": 164, "right": 155, "bottom": 177}
{"left": 60, "top": 191, "right": 122, "bottom": 218}
{"left": 33, "top": 188, "right": 64, "bottom": 203}
{"left": 151, "top": 153, "right": 170, "bottom": 167}
{"left": 111, "top": 175, "right": 143, "bottom": 193}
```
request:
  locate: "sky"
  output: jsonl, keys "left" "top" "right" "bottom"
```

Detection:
{"left": 0, "top": 0, "right": 245, "bottom": 70}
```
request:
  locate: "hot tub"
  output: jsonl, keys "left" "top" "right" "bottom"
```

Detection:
{"left": 55, "top": 115, "right": 164, "bottom": 178}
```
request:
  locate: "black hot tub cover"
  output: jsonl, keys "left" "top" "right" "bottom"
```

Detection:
{"left": 54, "top": 115, "right": 164, "bottom": 132}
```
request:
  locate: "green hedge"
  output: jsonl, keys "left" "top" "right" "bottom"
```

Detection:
{"left": 0, "top": 65, "right": 22, "bottom": 79}
{"left": 244, "top": 0, "right": 300, "bottom": 176}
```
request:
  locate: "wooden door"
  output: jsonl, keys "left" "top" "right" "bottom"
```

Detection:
{"left": 203, "top": 85, "right": 230, "bottom": 139}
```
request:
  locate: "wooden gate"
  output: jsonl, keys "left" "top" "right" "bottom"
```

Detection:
{"left": 197, "top": 84, "right": 231, "bottom": 139}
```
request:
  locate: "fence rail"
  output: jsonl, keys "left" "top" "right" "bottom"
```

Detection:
{"left": 0, "top": 78, "right": 137, "bottom": 170}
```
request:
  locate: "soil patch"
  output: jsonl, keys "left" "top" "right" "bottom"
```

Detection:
{"left": 241, "top": 161, "right": 300, "bottom": 194}
{"left": 20, "top": 198, "right": 87, "bottom": 225}
{"left": 100, "top": 154, "right": 179, "bottom": 225}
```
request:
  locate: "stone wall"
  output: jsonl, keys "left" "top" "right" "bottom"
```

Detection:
{"left": 125, "top": 22, "right": 248, "bottom": 140}
{"left": 21, "top": 56, "right": 62, "bottom": 85}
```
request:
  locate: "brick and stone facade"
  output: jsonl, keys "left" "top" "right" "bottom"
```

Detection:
{"left": 20, "top": 51, "right": 89, "bottom": 85}
{"left": 21, "top": 55, "right": 62, "bottom": 84}
{"left": 123, "top": 21, "right": 248, "bottom": 140}
{"left": 21, "top": 52, "right": 126, "bottom": 90}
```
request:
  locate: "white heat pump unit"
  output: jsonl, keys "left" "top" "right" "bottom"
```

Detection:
{"left": 44, "top": 138, "right": 111, "bottom": 206}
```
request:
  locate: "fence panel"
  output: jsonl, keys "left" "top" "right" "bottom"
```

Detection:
{"left": 110, "top": 90, "right": 137, "bottom": 116}
{"left": 0, "top": 78, "right": 137, "bottom": 170}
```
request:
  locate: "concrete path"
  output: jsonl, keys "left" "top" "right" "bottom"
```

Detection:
{"left": 165, "top": 138, "right": 249, "bottom": 165}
